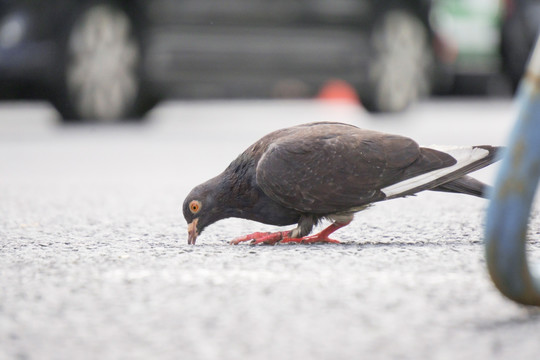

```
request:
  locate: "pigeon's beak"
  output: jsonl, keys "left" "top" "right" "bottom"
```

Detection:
{"left": 187, "top": 218, "right": 199, "bottom": 245}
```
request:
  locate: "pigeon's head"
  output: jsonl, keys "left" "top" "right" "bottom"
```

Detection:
{"left": 182, "top": 178, "right": 223, "bottom": 245}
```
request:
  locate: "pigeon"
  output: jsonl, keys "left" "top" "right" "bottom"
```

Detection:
{"left": 183, "top": 122, "right": 501, "bottom": 245}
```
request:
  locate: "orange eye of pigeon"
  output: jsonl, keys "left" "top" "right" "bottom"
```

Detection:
{"left": 189, "top": 200, "right": 201, "bottom": 214}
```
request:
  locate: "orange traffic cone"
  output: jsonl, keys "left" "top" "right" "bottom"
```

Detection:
{"left": 317, "top": 79, "right": 359, "bottom": 104}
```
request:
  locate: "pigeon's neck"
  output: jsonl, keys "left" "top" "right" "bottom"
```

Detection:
{"left": 219, "top": 153, "right": 259, "bottom": 215}
{"left": 215, "top": 154, "right": 300, "bottom": 226}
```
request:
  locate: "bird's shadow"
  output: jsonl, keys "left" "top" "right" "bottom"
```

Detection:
{"left": 218, "top": 239, "right": 473, "bottom": 249}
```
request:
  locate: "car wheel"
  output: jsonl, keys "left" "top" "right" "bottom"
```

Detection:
{"left": 361, "top": 9, "right": 432, "bottom": 113}
{"left": 53, "top": 2, "right": 148, "bottom": 122}
{"left": 501, "top": 15, "right": 531, "bottom": 93}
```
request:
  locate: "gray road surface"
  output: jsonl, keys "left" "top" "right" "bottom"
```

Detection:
{"left": 1, "top": 99, "right": 540, "bottom": 360}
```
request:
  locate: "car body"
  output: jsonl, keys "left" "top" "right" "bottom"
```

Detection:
{"left": 501, "top": 0, "right": 540, "bottom": 90}
{"left": 0, "top": 0, "right": 437, "bottom": 121}
{"left": 430, "top": 0, "right": 540, "bottom": 94}
{"left": 431, "top": 0, "right": 503, "bottom": 76}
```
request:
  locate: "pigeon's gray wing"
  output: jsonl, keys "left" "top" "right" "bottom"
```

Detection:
{"left": 255, "top": 124, "right": 455, "bottom": 214}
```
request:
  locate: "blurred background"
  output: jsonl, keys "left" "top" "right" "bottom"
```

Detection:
{"left": 0, "top": 0, "right": 538, "bottom": 122}
{"left": 4, "top": 2, "right": 540, "bottom": 359}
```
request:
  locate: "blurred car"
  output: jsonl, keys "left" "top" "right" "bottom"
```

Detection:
{"left": 431, "top": 0, "right": 540, "bottom": 94}
{"left": 429, "top": 0, "right": 505, "bottom": 95}
{"left": 0, "top": 0, "right": 439, "bottom": 121}
{"left": 501, "top": 0, "right": 540, "bottom": 90}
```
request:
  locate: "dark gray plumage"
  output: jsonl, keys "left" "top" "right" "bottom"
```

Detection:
{"left": 183, "top": 122, "right": 501, "bottom": 245}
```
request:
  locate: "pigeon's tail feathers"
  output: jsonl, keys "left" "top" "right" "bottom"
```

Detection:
{"left": 431, "top": 175, "right": 489, "bottom": 198}
{"left": 381, "top": 145, "right": 501, "bottom": 199}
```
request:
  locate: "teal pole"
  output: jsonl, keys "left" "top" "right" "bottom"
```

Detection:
{"left": 485, "top": 36, "right": 540, "bottom": 306}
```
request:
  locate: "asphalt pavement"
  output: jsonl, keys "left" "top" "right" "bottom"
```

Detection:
{"left": 1, "top": 99, "right": 540, "bottom": 360}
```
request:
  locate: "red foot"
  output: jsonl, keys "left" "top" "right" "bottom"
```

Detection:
{"left": 230, "top": 231, "right": 289, "bottom": 245}
{"left": 280, "top": 234, "right": 340, "bottom": 244}
{"left": 230, "top": 221, "right": 350, "bottom": 245}
{"left": 281, "top": 222, "right": 345, "bottom": 244}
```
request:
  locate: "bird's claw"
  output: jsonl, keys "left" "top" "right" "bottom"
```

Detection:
{"left": 230, "top": 231, "right": 288, "bottom": 245}
{"left": 230, "top": 230, "right": 341, "bottom": 245}
{"left": 230, "top": 232, "right": 272, "bottom": 245}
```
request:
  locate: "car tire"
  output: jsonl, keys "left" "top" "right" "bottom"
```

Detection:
{"left": 52, "top": 1, "right": 153, "bottom": 122}
{"left": 501, "top": 15, "right": 531, "bottom": 93}
{"left": 361, "top": 9, "right": 432, "bottom": 113}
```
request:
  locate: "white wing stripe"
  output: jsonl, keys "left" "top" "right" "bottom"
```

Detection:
{"left": 381, "top": 146, "right": 489, "bottom": 197}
